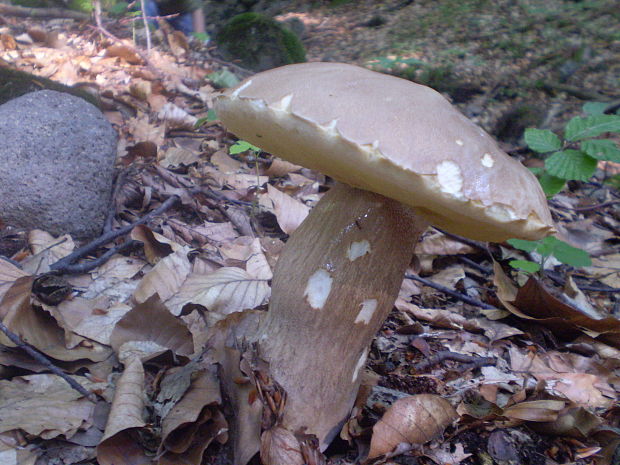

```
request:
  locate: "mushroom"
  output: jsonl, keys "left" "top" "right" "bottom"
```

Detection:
{"left": 215, "top": 62, "right": 554, "bottom": 450}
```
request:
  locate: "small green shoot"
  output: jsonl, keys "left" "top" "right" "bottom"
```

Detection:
{"left": 507, "top": 236, "right": 591, "bottom": 274}
{"left": 195, "top": 109, "right": 218, "bottom": 128}
{"left": 524, "top": 102, "right": 620, "bottom": 196}
{"left": 208, "top": 70, "right": 240, "bottom": 89}
{"left": 192, "top": 32, "right": 211, "bottom": 42}
{"left": 229, "top": 140, "right": 261, "bottom": 155}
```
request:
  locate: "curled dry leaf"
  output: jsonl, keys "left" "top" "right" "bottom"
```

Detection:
{"left": 97, "top": 357, "right": 149, "bottom": 465}
{"left": 109, "top": 294, "right": 194, "bottom": 357}
{"left": 266, "top": 184, "right": 310, "bottom": 234}
{"left": 0, "top": 258, "right": 28, "bottom": 302}
{"left": 368, "top": 394, "right": 457, "bottom": 460}
{"left": 260, "top": 427, "right": 304, "bottom": 465}
{"left": 133, "top": 247, "right": 192, "bottom": 304}
{"left": 502, "top": 399, "right": 565, "bottom": 422}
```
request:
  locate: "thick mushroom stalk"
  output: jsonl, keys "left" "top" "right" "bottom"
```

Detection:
{"left": 256, "top": 182, "right": 428, "bottom": 448}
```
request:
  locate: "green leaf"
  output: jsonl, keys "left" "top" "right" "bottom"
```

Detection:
{"left": 582, "top": 101, "right": 609, "bottom": 116}
{"left": 507, "top": 238, "right": 539, "bottom": 253}
{"left": 538, "top": 173, "right": 566, "bottom": 196}
{"left": 229, "top": 140, "right": 261, "bottom": 154}
{"left": 580, "top": 139, "right": 620, "bottom": 162}
{"left": 206, "top": 108, "right": 218, "bottom": 122}
{"left": 564, "top": 115, "right": 620, "bottom": 141}
{"left": 524, "top": 129, "right": 562, "bottom": 153}
{"left": 542, "top": 237, "right": 591, "bottom": 267}
{"left": 207, "top": 70, "right": 240, "bottom": 89}
{"left": 192, "top": 32, "right": 210, "bottom": 42}
{"left": 108, "top": 1, "right": 129, "bottom": 15}
{"left": 509, "top": 260, "right": 541, "bottom": 273}
{"left": 544, "top": 150, "right": 597, "bottom": 181}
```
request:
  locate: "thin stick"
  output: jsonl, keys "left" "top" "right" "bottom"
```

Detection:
{"left": 51, "top": 195, "right": 179, "bottom": 272}
{"left": 412, "top": 350, "right": 496, "bottom": 373}
{"left": 405, "top": 274, "right": 498, "bottom": 310}
{"left": 0, "top": 320, "right": 96, "bottom": 402}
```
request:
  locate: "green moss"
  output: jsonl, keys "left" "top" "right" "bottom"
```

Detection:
{"left": 0, "top": 67, "right": 100, "bottom": 108}
{"left": 216, "top": 12, "right": 306, "bottom": 72}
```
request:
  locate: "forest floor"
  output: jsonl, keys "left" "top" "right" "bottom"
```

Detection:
{"left": 0, "top": 1, "right": 619, "bottom": 465}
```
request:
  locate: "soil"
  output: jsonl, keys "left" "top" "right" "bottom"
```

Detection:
{"left": 274, "top": 0, "right": 620, "bottom": 144}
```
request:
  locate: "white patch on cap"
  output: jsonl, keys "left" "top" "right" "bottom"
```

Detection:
{"left": 230, "top": 79, "right": 252, "bottom": 98}
{"left": 436, "top": 161, "right": 463, "bottom": 196}
{"left": 355, "top": 299, "right": 377, "bottom": 324}
{"left": 249, "top": 99, "right": 266, "bottom": 111}
{"left": 481, "top": 153, "right": 494, "bottom": 167}
{"left": 487, "top": 204, "right": 518, "bottom": 222}
{"left": 272, "top": 94, "right": 293, "bottom": 112}
{"left": 455, "top": 139, "right": 464, "bottom": 146}
{"left": 304, "top": 269, "right": 333, "bottom": 310}
{"left": 352, "top": 350, "right": 368, "bottom": 383}
{"left": 347, "top": 240, "right": 371, "bottom": 261}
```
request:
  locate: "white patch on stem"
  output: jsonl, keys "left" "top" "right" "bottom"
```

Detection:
{"left": 347, "top": 240, "right": 371, "bottom": 261}
{"left": 355, "top": 299, "right": 377, "bottom": 324}
{"left": 304, "top": 269, "right": 333, "bottom": 310}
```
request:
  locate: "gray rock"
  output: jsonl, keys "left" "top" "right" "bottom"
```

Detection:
{"left": 0, "top": 90, "right": 117, "bottom": 239}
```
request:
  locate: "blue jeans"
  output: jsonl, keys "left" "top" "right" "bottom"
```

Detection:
{"left": 144, "top": 1, "right": 193, "bottom": 35}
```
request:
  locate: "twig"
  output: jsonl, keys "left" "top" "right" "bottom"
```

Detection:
{"left": 412, "top": 350, "right": 495, "bottom": 373}
{"left": 571, "top": 200, "right": 620, "bottom": 212}
{"left": 458, "top": 256, "right": 492, "bottom": 275}
{"left": 405, "top": 274, "right": 498, "bottom": 310}
{"left": 50, "top": 195, "right": 179, "bottom": 273}
{"left": 55, "top": 240, "right": 138, "bottom": 274}
{"left": 0, "top": 3, "right": 89, "bottom": 20}
{"left": 0, "top": 320, "right": 96, "bottom": 402}
{"left": 139, "top": 0, "right": 152, "bottom": 52}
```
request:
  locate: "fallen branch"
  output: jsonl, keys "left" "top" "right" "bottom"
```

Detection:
{"left": 412, "top": 350, "right": 496, "bottom": 373}
{"left": 0, "top": 3, "right": 89, "bottom": 20}
{"left": 0, "top": 319, "right": 96, "bottom": 402}
{"left": 50, "top": 195, "right": 179, "bottom": 273}
{"left": 405, "top": 274, "right": 498, "bottom": 310}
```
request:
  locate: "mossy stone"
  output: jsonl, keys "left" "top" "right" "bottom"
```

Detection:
{"left": 216, "top": 12, "right": 306, "bottom": 72}
{"left": 0, "top": 67, "right": 100, "bottom": 108}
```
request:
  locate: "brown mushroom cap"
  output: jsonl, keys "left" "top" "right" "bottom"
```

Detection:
{"left": 215, "top": 62, "right": 554, "bottom": 242}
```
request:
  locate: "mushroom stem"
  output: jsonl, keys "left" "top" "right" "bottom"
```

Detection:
{"left": 256, "top": 182, "right": 428, "bottom": 448}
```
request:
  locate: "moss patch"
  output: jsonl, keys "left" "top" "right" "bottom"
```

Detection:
{"left": 216, "top": 12, "right": 306, "bottom": 72}
{"left": 0, "top": 67, "right": 100, "bottom": 108}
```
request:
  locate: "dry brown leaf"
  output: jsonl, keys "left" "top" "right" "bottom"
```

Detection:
{"left": 531, "top": 406, "right": 603, "bottom": 439}
{"left": 21, "top": 230, "right": 74, "bottom": 275}
{"left": 110, "top": 294, "right": 194, "bottom": 357}
{"left": 129, "top": 79, "right": 152, "bottom": 101}
{"left": 263, "top": 158, "right": 303, "bottom": 177}
{"left": 0, "top": 277, "right": 112, "bottom": 362}
{"left": 211, "top": 150, "right": 244, "bottom": 173}
{"left": 104, "top": 42, "right": 143, "bottom": 64}
{"left": 585, "top": 253, "right": 620, "bottom": 288}
{"left": 260, "top": 427, "right": 304, "bottom": 465}
{"left": 415, "top": 230, "right": 476, "bottom": 255}
{"left": 55, "top": 298, "right": 130, "bottom": 346}
{"left": 192, "top": 221, "right": 238, "bottom": 245}
{"left": 97, "top": 356, "right": 149, "bottom": 465}
{"left": 431, "top": 265, "right": 465, "bottom": 288}
{"left": 127, "top": 113, "right": 165, "bottom": 145}
{"left": 133, "top": 248, "right": 192, "bottom": 303}
{"left": 266, "top": 184, "right": 310, "bottom": 234}
{"left": 158, "top": 102, "right": 197, "bottom": 130}
{"left": 368, "top": 394, "right": 457, "bottom": 459}
{"left": 159, "top": 146, "right": 201, "bottom": 168}
{"left": 0, "top": 258, "right": 28, "bottom": 303}
{"left": 426, "top": 442, "right": 472, "bottom": 465}
{"left": 80, "top": 255, "right": 147, "bottom": 302}
{"left": 160, "top": 368, "right": 227, "bottom": 458}
{"left": 502, "top": 399, "right": 565, "bottom": 422}
{"left": 167, "top": 267, "right": 270, "bottom": 321}
{"left": 0, "top": 374, "right": 100, "bottom": 439}
{"left": 246, "top": 238, "right": 273, "bottom": 280}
